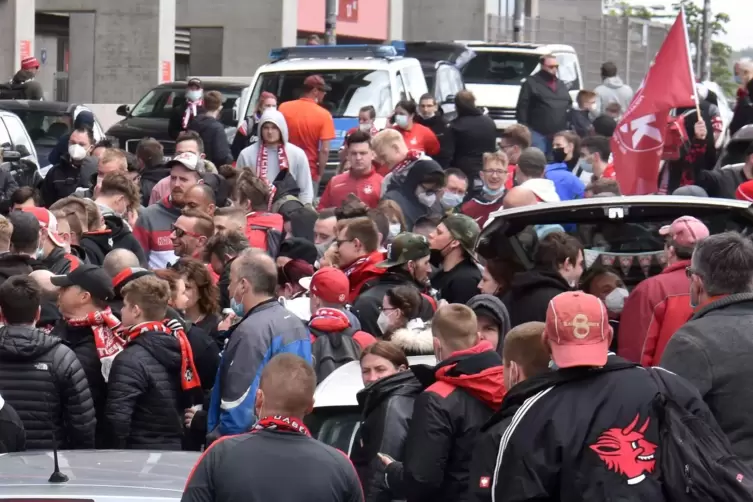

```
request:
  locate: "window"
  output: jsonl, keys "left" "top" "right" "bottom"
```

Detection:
{"left": 307, "top": 407, "right": 361, "bottom": 456}
{"left": 250, "top": 69, "right": 394, "bottom": 118}
{"left": 435, "top": 64, "right": 464, "bottom": 103}
{"left": 3, "top": 114, "right": 34, "bottom": 158}
{"left": 394, "top": 71, "right": 407, "bottom": 104}
{"left": 131, "top": 88, "right": 242, "bottom": 119}
{"left": 401, "top": 64, "right": 429, "bottom": 102}
{"left": 554, "top": 53, "right": 580, "bottom": 90}
{"left": 462, "top": 52, "right": 540, "bottom": 85}
{"left": 0, "top": 120, "right": 11, "bottom": 148}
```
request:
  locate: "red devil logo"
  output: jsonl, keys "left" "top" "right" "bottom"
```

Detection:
{"left": 589, "top": 414, "right": 657, "bottom": 485}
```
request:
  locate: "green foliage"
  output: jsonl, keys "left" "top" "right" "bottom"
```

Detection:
{"left": 608, "top": 1, "right": 653, "bottom": 20}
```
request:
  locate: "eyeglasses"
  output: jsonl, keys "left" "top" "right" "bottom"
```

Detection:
{"left": 336, "top": 238, "right": 354, "bottom": 247}
{"left": 171, "top": 224, "right": 202, "bottom": 239}
{"left": 482, "top": 169, "right": 507, "bottom": 177}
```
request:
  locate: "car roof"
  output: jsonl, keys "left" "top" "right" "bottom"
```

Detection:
{"left": 259, "top": 57, "right": 419, "bottom": 73}
{"left": 157, "top": 80, "right": 249, "bottom": 90}
{"left": 0, "top": 100, "right": 81, "bottom": 113}
{"left": 314, "top": 355, "right": 436, "bottom": 408}
{"left": 0, "top": 450, "right": 199, "bottom": 498}
{"left": 455, "top": 41, "right": 576, "bottom": 54}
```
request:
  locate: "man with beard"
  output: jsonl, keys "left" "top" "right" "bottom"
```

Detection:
{"left": 134, "top": 152, "right": 203, "bottom": 268}
{"left": 352, "top": 233, "right": 436, "bottom": 337}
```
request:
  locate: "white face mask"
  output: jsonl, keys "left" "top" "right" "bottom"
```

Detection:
{"left": 359, "top": 122, "right": 372, "bottom": 132}
{"left": 388, "top": 223, "right": 401, "bottom": 239}
{"left": 68, "top": 144, "right": 87, "bottom": 161}
{"left": 394, "top": 115, "right": 409, "bottom": 128}
{"left": 416, "top": 188, "right": 437, "bottom": 207}
{"left": 186, "top": 89, "right": 203, "bottom": 102}
{"left": 604, "top": 287, "right": 629, "bottom": 314}
{"left": 377, "top": 311, "right": 392, "bottom": 335}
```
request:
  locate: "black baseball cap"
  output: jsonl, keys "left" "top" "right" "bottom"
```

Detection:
{"left": 50, "top": 264, "right": 115, "bottom": 302}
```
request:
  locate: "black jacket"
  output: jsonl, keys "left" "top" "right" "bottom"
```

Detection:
{"left": 0, "top": 253, "right": 34, "bottom": 285}
{"left": 488, "top": 356, "right": 721, "bottom": 502}
{"left": 730, "top": 81, "right": 753, "bottom": 137}
{"left": 383, "top": 159, "right": 445, "bottom": 230}
{"left": 384, "top": 343, "right": 504, "bottom": 502}
{"left": 415, "top": 113, "right": 454, "bottom": 168}
{"left": 567, "top": 108, "right": 593, "bottom": 138}
{"left": 6, "top": 70, "right": 43, "bottom": 100}
{"left": 450, "top": 107, "right": 497, "bottom": 181}
{"left": 431, "top": 258, "right": 482, "bottom": 305}
{"left": 41, "top": 246, "right": 81, "bottom": 275}
{"left": 140, "top": 164, "right": 171, "bottom": 207}
{"left": 230, "top": 116, "right": 260, "bottom": 160}
{"left": 0, "top": 395, "right": 24, "bottom": 453}
{"left": 52, "top": 322, "right": 108, "bottom": 447}
{"left": 105, "top": 329, "right": 187, "bottom": 450}
{"left": 696, "top": 163, "right": 750, "bottom": 199}
{"left": 273, "top": 170, "right": 318, "bottom": 241}
{"left": 502, "top": 268, "right": 571, "bottom": 328}
{"left": 169, "top": 102, "right": 198, "bottom": 140}
{"left": 352, "top": 371, "right": 424, "bottom": 502}
{"left": 182, "top": 428, "right": 364, "bottom": 502}
{"left": 515, "top": 71, "right": 572, "bottom": 137}
{"left": 0, "top": 325, "right": 96, "bottom": 450}
{"left": 188, "top": 115, "right": 233, "bottom": 168}
{"left": 40, "top": 154, "right": 98, "bottom": 207}
{"left": 0, "top": 168, "right": 18, "bottom": 207}
{"left": 352, "top": 270, "right": 435, "bottom": 337}
{"left": 80, "top": 215, "right": 146, "bottom": 267}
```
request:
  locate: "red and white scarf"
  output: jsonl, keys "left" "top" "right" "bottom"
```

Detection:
{"left": 66, "top": 308, "right": 124, "bottom": 382}
{"left": 256, "top": 143, "right": 289, "bottom": 211}
{"left": 390, "top": 149, "right": 422, "bottom": 177}
{"left": 252, "top": 415, "right": 310, "bottom": 436}
{"left": 125, "top": 320, "right": 201, "bottom": 391}
{"left": 181, "top": 99, "right": 203, "bottom": 130}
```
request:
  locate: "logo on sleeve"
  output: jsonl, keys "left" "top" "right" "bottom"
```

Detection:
{"left": 589, "top": 414, "right": 657, "bottom": 485}
{"left": 479, "top": 476, "right": 490, "bottom": 489}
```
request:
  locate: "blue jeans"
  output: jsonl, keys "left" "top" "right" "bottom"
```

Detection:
{"left": 530, "top": 130, "right": 553, "bottom": 160}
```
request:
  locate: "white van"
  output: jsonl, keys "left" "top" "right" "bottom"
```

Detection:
{"left": 456, "top": 41, "right": 583, "bottom": 130}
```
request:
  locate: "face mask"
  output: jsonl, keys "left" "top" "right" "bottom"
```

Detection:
{"left": 230, "top": 283, "right": 245, "bottom": 317}
{"left": 482, "top": 184, "right": 505, "bottom": 197}
{"left": 186, "top": 90, "right": 203, "bottom": 102}
{"left": 394, "top": 115, "right": 409, "bottom": 128}
{"left": 388, "top": 223, "right": 401, "bottom": 239}
{"left": 440, "top": 191, "right": 464, "bottom": 208}
{"left": 68, "top": 144, "right": 87, "bottom": 162}
{"left": 35, "top": 245, "right": 45, "bottom": 259}
{"left": 419, "top": 111, "right": 435, "bottom": 120}
{"left": 735, "top": 75, "right": 742, "bottom": 85}
{"left": 604, "top": 287, "right": 629, "bottom": 314}
{"left": 416, "top": 189, "right": 437, "bottom": 207}
{"left": 359, "top": 122, "right": 372, "bottom": 132}
{"left": 377, "top": 311, "right": 391, "bottom": 335}
{"left": 552, "top": 147, "right": 567, "bottom": 163}
{"left": 578, "top": 158, "right": 594, "bottom": 173}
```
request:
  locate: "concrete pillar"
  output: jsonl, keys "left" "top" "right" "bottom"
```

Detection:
{"left": 389, "top": 0, "right": 404, "bottom": 40}
{"left": 68, "top": 12, "right": 95, "bottom": 103}
{"left": 0, "top": 0, "right": 36, "bottom": 81}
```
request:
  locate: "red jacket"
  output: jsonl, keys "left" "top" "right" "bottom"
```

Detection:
{"left": 393, "top": 123, "right": 440, "bottom": 157}
{"left": 318, "top": 169, "right": 384, "bottom": 210}
{"left": 308, "top": 308, "right": 376, "bottom": 350}
{"left": 343, "top": 251, "right": 386, "bottom": 303}
{"left": 618, "top": 260, "right": 694, "bottom": 365}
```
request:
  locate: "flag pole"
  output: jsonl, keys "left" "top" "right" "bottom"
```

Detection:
{"left": 680, "top": 5, "right": 702, "bottom": 118}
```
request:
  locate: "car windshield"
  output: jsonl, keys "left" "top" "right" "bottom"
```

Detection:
{"left": 306, "top": 406, "right": 361, "bottom": 456}
{"left": 462, "top": 52, "right": 540, "bottom": 85}
{"left": 249, "top": 69, "right": 393, "bottom": 118}
{"left": 130, "top": 88, "right": 242, "bottom": 119}
{"left": 5, "top": 109, "right": 72, "bottom": 160}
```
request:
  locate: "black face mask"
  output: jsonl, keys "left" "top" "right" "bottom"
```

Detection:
{"left": 552, "top": 147, "right": 567, "bottom": 164}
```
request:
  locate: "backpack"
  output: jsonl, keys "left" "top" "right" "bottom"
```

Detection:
{"left": 245, "top": 213, "right": 283, "bottom": 258}
{"left": 0, "top": 82, "right": 25, "bottom": 100}
{"left": 310, "top": 326, "right": 362, "bottom": 383}
{"left": 648, "top": 369, "right": 753, "bottom": 501}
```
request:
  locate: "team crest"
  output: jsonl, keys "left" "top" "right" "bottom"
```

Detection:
{"left": 589, "top": 414, "right": 657, "bottom": 485}
{"left": 364, "top": 184, "right": 373, "bottom": 195}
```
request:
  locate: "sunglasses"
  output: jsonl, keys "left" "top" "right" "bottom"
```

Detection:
{"left": 171, "top": 224, "right": 202, "bottom": 239}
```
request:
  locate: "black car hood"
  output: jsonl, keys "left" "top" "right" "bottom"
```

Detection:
{"left": 107, "top": 117, "right": 171, "bottom": 140}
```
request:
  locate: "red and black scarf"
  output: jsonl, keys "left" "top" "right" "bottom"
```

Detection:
{"left": 66, "top": 308, "right": 124, "bottom": 381}
{"left": 252, "top": 415, "right": 310, "bottom": 436}
{"left": 125, "top": 321, "right": 201, "bottom": 391}
{"left": 390, "top": 149, "right": 422, "bottom": 177}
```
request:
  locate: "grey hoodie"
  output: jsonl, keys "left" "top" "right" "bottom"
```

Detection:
{"left": 593, "top": 76, "right": 634, "bottom": 117}
{"left": 236, "top": 109, "right": 314, "bottom": 204}
{"left": 467, "top": 294, "right": 511, "bottom": 357}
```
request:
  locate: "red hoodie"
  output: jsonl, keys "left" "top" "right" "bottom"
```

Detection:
{"left": 308, "top": 308, "right": 375, "bottom": 349}
{"left": 342, "top": 251, "right": 386, "bottom": 303}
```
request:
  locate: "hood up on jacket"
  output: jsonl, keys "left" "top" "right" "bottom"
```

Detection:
{"left": 356, "top": 370, "right": 423, "bottom": 415}
{"left": 509, "top": 268, "right": 570, "bottom": 298}
{"left": 129, "top": 329, "right": 182, "bottom": 373}
{"left": 520, "top": 178, "right": 560, "bottom": 203}
{"left": 602, "top": 76, "right": 626, "bottom": 89}
{"left": 259, "top": 109, "right": 290, "bottom": 144}
{"left": 82, "top": 230, "right": 114, "bottom": 259}
{"left": 467, "top": 294, "right": 511, "bottom": 357}
{"left": 397, "top": 157, "right": 445, "bottom": 197}
{"left": 0, "top": 325, "right": 62, "bottom": 360}
{"left": 390, "top": 319, "right": 435, "bottom": 356}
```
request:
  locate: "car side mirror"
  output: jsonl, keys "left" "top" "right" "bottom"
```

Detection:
{"left": 443, "top": 94, "right": 456, "bottom": 105}
{"left": 1, "top": 149, "right": 21, "bottom": 161}
{"left": 116, "top": 104, "right": 131, "bottom": 117}
{"left": 14, "top": 145, "right": 31, "bottom": 158}
{"left": 219, "top": 108, "right": 235, "bottom": 127}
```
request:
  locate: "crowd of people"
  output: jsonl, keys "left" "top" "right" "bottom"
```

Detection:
{"left": 0, "top": 54, "right": 750, "bottom": 502}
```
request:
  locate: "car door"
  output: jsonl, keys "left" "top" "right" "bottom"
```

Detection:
{"left": 435, "top": 63, "right": 464, "bottom": 119}
{"left": 554, "top": 52, "right": 581, "bottom": 100}
{"left": 2, "top": 113, "right": 39, "bottom": 167}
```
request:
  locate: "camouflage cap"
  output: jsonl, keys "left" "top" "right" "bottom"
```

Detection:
{"left": 442, "top": 213, "right": 480, "bottom": 257}
{"left": 377, "top": 232, "right": 431, "bottom": 269}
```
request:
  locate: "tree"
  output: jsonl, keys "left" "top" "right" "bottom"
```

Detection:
{"left": 607, "top": 1, "right": 653, "bottom": 20}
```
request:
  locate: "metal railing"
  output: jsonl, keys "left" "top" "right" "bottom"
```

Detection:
{"left": 487, "top": 14, "right": 669, "bottom": 90}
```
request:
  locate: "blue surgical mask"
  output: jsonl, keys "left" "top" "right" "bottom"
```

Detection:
{"left": 394, "top": 115, "right": 409, "bottom": 128}
{"left": 230, "top": 284, "right": 246, "bottom": 317}
{"left": 579, "top": 158, "right": 594, "bottom": 173}
{"left": 482, "top": 185, "right": 505, "bottom": 197}
{"left": 186, "top": 89, "right": 203, "bottom": 102}
{"left": 441, "top": 191, "right": 464, "bottom": 208}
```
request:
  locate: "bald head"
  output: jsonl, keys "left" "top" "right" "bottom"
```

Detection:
{"left": 103, "top": 249, "right": 141, "bottom": 278}
{"left": 184, "top": 183, "right": 216, "bottom": 216}
{"left": 232, "top": 248, "right": 278, "bottom": 296}
{"left": 256, "top": 353, "right": 316, "bottom": 418}
{"left": 30, "top": 269, "right": 58, "bottom": 302}
{"left": 503, "top": 186, "right": 539, "bottom": 209}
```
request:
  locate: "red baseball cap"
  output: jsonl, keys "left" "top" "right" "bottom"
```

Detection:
{"left": 544, "top": 291, "right": 612, "bottom": 368}
{"left": 21, "top": 57, "right": 39, "bottom": 70}
{"left": 736, "top": 180, "right": 753, "bottom": 202}
{"left": 303, "top": 267, "right": 349, "bottom": 304}
{"left": 22, "top": 207, "right": 64, "bottom": 247}
{"left": 303, "top": 75, "right": 332, "bottom": 92}
{"left": 658, "top": 216, "right": 709, "bottom": 248}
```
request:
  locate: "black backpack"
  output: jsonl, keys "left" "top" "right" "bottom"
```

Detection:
{"left": 0, "top": 82, "right": 25, "bottom": 100}
{"left": 649, "top": 369, "right": 753, "bottom": 501}
{"left": 310, "top": 326, "right": 362, "bottom": 384}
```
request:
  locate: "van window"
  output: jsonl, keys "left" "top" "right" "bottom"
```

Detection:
{"left": 554, "top": 53, "right": 580, "bottom": 90}
{"left": 394, "top": 71, "right": 408, "bottom": 103}
{"left": 462, "top": 52, "right": 540, "bottom": 85}
{"left": 3, "top": 115, "right": 34, "bottom": 157}
{"left": 435, "top": 64, "right": 464, "bottom": 103}
{"left": 250, "top": 69, "right": 393, "bottom": 119}
{"left": 401, "top": 64, "right": 428, "bottom": 102}
{"left": 0, "top": 120, "right": 11, "bottom": 147}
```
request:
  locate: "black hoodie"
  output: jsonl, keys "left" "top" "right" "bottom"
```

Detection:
{"left": 188, "top": 115, "right": 233, "bottom": 168}
{"left": 0, "top": 253, "right": 34, "bottom": 285}
{"left": 352, "top": 371, "right": 424, "bottom": 502}
{"left": 81, "top": 214, "right": 146, "bottom": 267}
{"left": 105, "top": 329, "right": 187, "bottom": 450}
{"left": 450, "top": 105, "right": 497, "bottom": 182}
{"left": 0, "top": 325, "right": 96, "bottom": 450}
{"left": 502, "top": 268, "right": 571, "bottom": 328}
{"left": 382, "top": 158, "right": 445, "bottom": 230}
{"left": 272, "top": 170, "right": 317, "bottom": 241}
{"left": 139, "top": 164, "right": 171, "bottom": 207}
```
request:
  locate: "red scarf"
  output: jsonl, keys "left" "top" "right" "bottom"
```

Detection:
{"left": 182, "top": 99, "right": 203, "bottom": 130}
{"left": 125, "top": 321, "right": 201, "bottom": 391}
{"left": 256, "top": 143, "right": 289, "bottom": 211}
{"left": 390, "top": 149, "right": 422, "bottom": 177}
{"left": 66, "top": 308, "right": 124, "bottom": 382}
{"left": 342, "top": 251, "right": 386, "bottom": 303}
{"left": 309, "top": 308, "right": 351, "bottom": 332}
{"left": 252, "top": 415, "right": 310, "bottom": 436}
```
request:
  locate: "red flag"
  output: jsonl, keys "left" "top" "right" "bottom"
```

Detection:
{"left": 611, "top": 9, "right": 697, "bottom": 195}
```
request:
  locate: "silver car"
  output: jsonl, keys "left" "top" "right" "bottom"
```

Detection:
{"left": 0, "top": 449, "right": 199, "bottom": 501}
